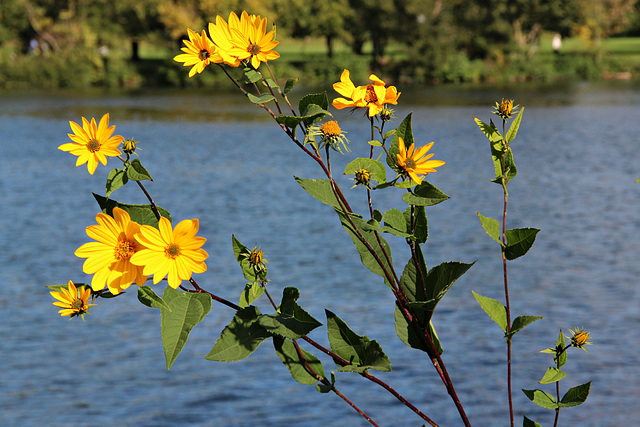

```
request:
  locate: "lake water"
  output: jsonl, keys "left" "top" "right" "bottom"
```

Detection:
{"left": 1, "top": 81, "right": 639, "bottom": 426}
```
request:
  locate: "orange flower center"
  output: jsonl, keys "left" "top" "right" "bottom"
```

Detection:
{"left": 404, "top": 158, "right": 416, "bottom": 170}
{"left": 86, "top": 139, "right": 101, "bottom": 152}
{"left": 248, "top": 44, "right": 261, "bottom": 55}
{"left": 71, "top": 298, "right": 84, "bottom": 310}
{"left": 198, "top": 49, "right": 210, "bottom": 61}
{"left": 320, "top": 120, "right": 342, "bottom": 137}
{"left": 114, "top": 239, "right": 135, "bottom": 261}
{"left": 364, "top": 85, "right": 378, "bottom": 103}
{"left": 165, "top": 243, "right": 181, "bottom": 259}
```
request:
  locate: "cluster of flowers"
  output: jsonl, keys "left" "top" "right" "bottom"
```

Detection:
{"left": 174, "top": 11, "right": 279, "bottom": 76}
{"left": 52, "top": 115, "right": 208, "bottom": 319}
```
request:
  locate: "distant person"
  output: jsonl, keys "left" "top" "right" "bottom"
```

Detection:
{"left": 552, "top": 33, "right": 562, "bottom": 55}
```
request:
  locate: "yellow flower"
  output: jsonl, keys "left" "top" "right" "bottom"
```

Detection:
{"left": 130, "top": 217, "right": 208, "bottom": 289}
{"left": 332, "top": 69, "right": 401, "bottom": 117}
{"left": 50, "top": 281, "right": 93, "bottom": 320}
{"left": 74, "top": 207, "right": 148, "bottom": 295}
{"left": 494, "top": 98, "right": 518, "bottom": 120}
{"left": 352, "top": 168, "right": 371, "bottom": 188}
{"left": 209, "top": 11, "right": 279, "bottom": 69}
{"left": 174, "top": 28, "right": 222, "bottom": 77}
{"left": 58, "top": 113, "right": 123, "bottom": 175}
{"left": 567, "top": 327, "right": 593, "bottom": 352}
{"left": 396, "top": 137, "right": 445, "bottom": 185}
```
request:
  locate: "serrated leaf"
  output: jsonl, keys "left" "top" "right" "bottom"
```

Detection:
{"left": 506, "top": 107, "right": 524, "bottom": 143}
{"left": 523, "top": 416, "right": 542, "bottom": 427}
{"left": 559, "top": 382, "right": 591, "bottom": 407}
{"left": 505, "top": 228, "right": 540, "bottom": 260}
{"left": 138, "top": 285, "right": 171, "bottom": 311}
{"left": 472, "top": 291, "right": 508, "bottom": 333}
{"left": 247, "top": 93, "right": 275, "bottom": 104}
{"left": 344, "top": 158, "right": 386, "bottom": 185}
{"left": 126, "top": 159, "right": 153, "bottom": 182}
{"left": 402, "top": 181, "right": 450, "bottom": 206}
{"left": 326, "top": 310, "right": 391, "bottom": 373}
{"left": 477, "top": 212, "right": 504, "bottom": 246}
{"left": 284, "top": 78, "right": 298, "bottom": 94}
{"left": 522, "top": 389, "right": 559, "bottom": 409}
{"left": 106, "top": 168, "right": 128, "bottom": 197}
{"left": 161, "top": 287, "right": 211, "bottom": 369}
{"left": 273, "top": 336, "right": 325, "bottom": 385}
{"left": 239, "top": 281, "right": 264, "bottom": 308}
{"left": 93, "top": 194, "right": 170, "bottom": 227}
{"left": 539, "top": 367, "right": 566, "bottom": 384}
{"left": 509, "top": 315, "right": 544, "bottom": 337}
{"left": 204, "top": 306, "right": 270, "bottom": 362}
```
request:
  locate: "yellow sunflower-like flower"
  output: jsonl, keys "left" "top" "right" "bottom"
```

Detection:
{"left": 58, "top": 113, "right": 123, "bottom": 175}
{"left": 174, "top": 28, "right": 222, "bottom": 77}
{"left": 567, "top": 327, "right": 593, "bottom": 353}
{"left": 396, "top": 137, "right": 445, "bottom": 185}
{"left": 50, "top": 281, "right": 93, "bottom": 320}
{"left": 130, "top": 217, "right": 208, "bottom": 289}
{"left": 209, "top": 11, "right": 279, "bottom": 69}
{"left": 74, "top": 207, "right": 148, "bottom": 295}
{"left": 332, "top": 69, "right": 401, "bottom": 117}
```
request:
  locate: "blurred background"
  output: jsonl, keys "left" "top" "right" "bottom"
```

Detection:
{"left": 2, "top": 0, "right": 640, "bottom": 89}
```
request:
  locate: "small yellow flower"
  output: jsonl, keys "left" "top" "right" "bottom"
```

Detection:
{"left": 74, "top": 207, "right": 148, "bottom": 295}
{"left": 174, "top": 28, "right": 222, "bottom": 77}
{"left": 247, "top": 246, "right": 268, "bottom": 274}
{"left": 309, "top": 120, "right": 349, "bottom": 153}
{"left": 396, "top": 137, "right": 445, "bottom": 185}
{"left": 494, "top": 98, "right": 518, "bottom": 120}
{"left": 130, "top": 217, "right": 208, "bottom": 289}
{"left": 352, "top": 168, "right": 371, "bottom": 188}
{"left": 50, "top": 281, "right": 93, "bottom": 320}
{"left": 123, "top": 138, "right": 138, "bottom": 156}
{"left": 332, "top": 69, "right": 401, "bottom": 117}
{"left": 567, "top": 327, "right": 593, "bottom": 352}
{"left": 58, "top": 113, "right": 123, "bottom": 175}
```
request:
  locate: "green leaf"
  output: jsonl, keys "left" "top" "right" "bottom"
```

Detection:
{"left": 138, "top": 285, "right": 171, "bottom": 311}
{"left": 299, "top": 92, "right": 329, "bottom": 113}
{"left": 239, "top": 281, "right": 264, "bottom": 308}
{"left": 326, "top": 310, "right": 391, "bottom": 373}
{"left": 509, "top": 315, "right": 544, "bottom": 337}
{"left": 404, "top": 205, "right": 428, "bottom": 244}
{"left": 472, "top": 291, "right": 508, "bottom": 333}
{"left": 386, "top": 113, "right": 414, "bottom": 172}
{"left": 161, "top": 287, "right": 211, "bottom": 369}
{"left": 474, "top": 117, "right": 503, "bottom": 143}
{"left": 258, "top": 287, "right": 322, "bottom": 339}
{"left": 106, "top": 168, "right": 128, "bottom": 197}
{"left": 477, "top": 212, "right": 504, "bottom": 246}
{"left": 93, "top": 194, "right": 171, "bottom": 227}
{"left": 383, "top": 129, "right": 396, "bottom": 140}
{"left": 295, "top": 177, "right": 341, "bottom": 210}
{"left": 555, "top": 330, "right": 567, "bottom": 368}
{"left": 273, "top": 336, "right": 325, "bottom": 385}
{"left": 539, "top": 367, "right": 567, "bottom": 384}
{"left": 204, "top": 306, "right": 270, "bottom": 362}
{"left": 344, "top": 158, "right": 386, "bottom": 185}
{"left": 506, "top": 107, "right": 524, "bottom": 143}
{"left": 126, "top": 159, "right": 153, "bottom": 182}
{"left": 382, "top": 208, "right": 411, "bottom": 237}
{"left": 522, "top": 389, "right": 559, "bottom": 409}
{"left": 231, "top": 235, "right": 258, "bottom": 281}
{"left": 394, "top": 305, "right": 442, "bottom": 356}
{"left": 263, "top": 78, "right": 278, "bottom": 89}
{"left": 284, "top": 77, "right": 298, "bottom": 94}
{"left": 402, "top": 181, "right": 450, "bottom": 206}
{"left": 367, "top": 139, "right": 383, "bottom": 146}
{"left": 247, "top": 93, "right": 275, "bottom": 104}
{"left": 523, "top": 416, "right": 542, "bottom": 427}
{"left": 316, "top": 371, "right": 336, "bottom": 393}
{"left": 505, "top": 228, "right": 540, "bottom": 260}
{"left": 559, "top": 382, "right": 591, "bottom": 407}
{"left": 241, "top": 67, "right": 262, "bottom": 83}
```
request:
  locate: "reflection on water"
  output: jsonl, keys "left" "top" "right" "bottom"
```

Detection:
{"left": 1, "top": 81, "right": 639, "bottom": 426}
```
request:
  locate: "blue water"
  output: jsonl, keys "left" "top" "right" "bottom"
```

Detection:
{"left": 1, "top": 82, "right": 639, "bottom": 426}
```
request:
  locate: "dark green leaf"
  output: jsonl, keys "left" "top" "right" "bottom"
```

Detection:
{"left": 394, "top": 305, "right": 442, "bottom": 356}
{"left": 386, "top": 113, "right": 414, "bottom": 172}
{"left": 258, "top": 288, "right": 322, "bottom": 339}
{"left": 239, "top": 281, "right": 264, "bottom": 308}
{"left": 284, "top": 78, "right": 298, "bottom": 94}
{"left": 505, "top": 228, "right": 540, "bottom": 260}
{"left": 273, "top": 336, "right": 325, "bottom": 385}
{"left": 402, "top": 181, "right": 450, "bottom": 206}
{"left": 231, "top": 235, "right": 258, "bottom": 281}
{"left": 472, "top": 291, "right": 508, "bottom": 333}
{"left": 344, "top": 158, "right": 386, "bottom": 185}
{"left": 295, "top": 177, "right": 342, "bottom": 210}
{"left": 138, "top": 285, "right": 171, "bottom": 311}
{"left": 326, "top": 310, "right": 391, "bottom": 373}
{"left": 93, "top": 194, "right": 170, "bottom": 227}
{"left": 205, "top": 306, "right": 270, "bottom": 362}
{"left": 126, "top": 159, "right": 153, "bottom": 182}
{"left": 299, "top": 92, "right": 329, "bottom": 112}
{"left": 161, "top": 287, "right": 211, "bottom": 369}
{"left": 538, "top": 367, "right": 566, "bottom": 384}
{"left": 556, "top": 330, "right": 567, "bottom": 368}
{"left": 522, "top": 389, "right": 559, "bottom": 409}
{"left": 106, "top": 168, "right": 128, "bottom": 197}
{"left": 316, "top": 371, "right": 336, "bottom": 393}
{"left": 247, "top": 93, "right": 275, "bottom": 104}
{"left": 509, "top": 315, "right": 544, "bottom": 337}
{"left": 523, "top": 416, "right": 542, "bottom": 427}
{"left": 559, "top": 382, "right": 591, "bottom": 407}
{"left": 404, "top": 205, "right": 428, "bottom": 244}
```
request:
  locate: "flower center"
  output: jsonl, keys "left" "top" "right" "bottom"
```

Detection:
{"left": 248, "top": 44, "right": 261, "bottom": 55}
{"left": 198, "top": 49, "right": 210, "bottom": 61}
{"left": 404, "top": 158, "right": 416, "bottom": 170}
{"left": 86, "top": 139, "right": 100, "bottom": 152}
{"left": 165, "top": 243, "right": 181, "bottom": 259}
{"left": 114, "top": 239, "right": 135, "bottom": 261}
{"left": 71, "top": 298, "right": 84, "bottom": 310}
{"left": 364, "top": 85, "right": 378, "bottom": 103}
{"left": 355, "top": 169, "right": 370, "bottom": 184}
{"left": 320, "top": 120, "right": 342, "bottom": 137}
